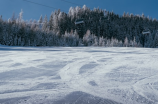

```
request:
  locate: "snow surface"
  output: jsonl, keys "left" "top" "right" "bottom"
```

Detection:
{"left": 0, "top": 46, "right": 158, "bottom": 104}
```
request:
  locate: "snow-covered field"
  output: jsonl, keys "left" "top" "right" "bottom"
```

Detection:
{"left": 0, "top": 46, "right": 158, "bottom": 104}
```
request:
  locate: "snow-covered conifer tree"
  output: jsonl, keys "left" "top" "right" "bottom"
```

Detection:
{"left": 52, "top": 10, "right": 59, "bottom": 33}
{"left": 18, "top": 9, "right": 23, "bottom": 23}
{"left": 38, "top": 15, "right": 43, "bottom": 28}
{"left": 38, "top": 15, "right": 43, "bottom": 24}
{"left": 83, "top": 30, "right": 94, "bottom": 46}
{"left": 42, "top": 15, "right": 48, "bottom": 31}
{"left": 11, "top": 13, "right": 16, "bottom": 23}
{"left": 153, "top": 32, "right": 158, "bottom": 48}
{"left": 133, "top": 37, "right": 137, "bottom": 47}
{"left": 124, "top": 37, "right": 128, "bottom": 47}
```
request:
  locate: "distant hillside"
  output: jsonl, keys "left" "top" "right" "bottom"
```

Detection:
{"left": 0, "top": 5, "right": 158, "bottom": 47}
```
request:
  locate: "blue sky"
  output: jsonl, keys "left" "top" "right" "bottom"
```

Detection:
{"left": 0, "top": 0, "right": 158, "bottom": 21}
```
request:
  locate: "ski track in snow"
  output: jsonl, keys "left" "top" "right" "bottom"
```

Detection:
{"left": 0, "top": 46, "right": 158, "bottom": 104}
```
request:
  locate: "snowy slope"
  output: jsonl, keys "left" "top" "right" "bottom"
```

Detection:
{"left": 0, "top": 46, "right": 158, "bottom": 104}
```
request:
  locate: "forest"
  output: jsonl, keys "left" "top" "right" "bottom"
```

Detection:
{"left": 0, "top": 5, "right": 158, "bottom": 47}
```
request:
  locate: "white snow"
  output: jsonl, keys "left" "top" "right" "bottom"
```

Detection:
{"left": 0, "top": 46, "right": 158, "bottom": 104}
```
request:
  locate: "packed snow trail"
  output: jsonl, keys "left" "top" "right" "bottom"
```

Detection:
{"left": 0, "top": 46, "right": 158, "bottom": 104}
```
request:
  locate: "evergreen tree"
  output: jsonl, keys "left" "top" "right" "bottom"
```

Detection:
{"left": 124, "top": 37, "right": 128, "bottom": 47}
{"left": 153, "top": 32, "right": 158, "bottom": 47}
{"left": 18, "top": 9, "right": 23, "bottom": 23}
{"left": 38, "top": 15, "right": 43, "bottom": 29}
{"left": 42, "top": 15, "right": 48, "bottom": 31}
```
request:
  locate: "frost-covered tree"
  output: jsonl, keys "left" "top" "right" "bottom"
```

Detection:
{"left": 38, "top": 15, "right": 43, "bottom": 24}
{"left": 18, "top": 9, "right": 23, "bottom": 23}
{"left": 52, "top": 10, "right": 60, "bottom": 33}
{"left": 124, "top": 37, "right": 128, "bottom": 47}
{"left": 49, "top": 12, "right": 54, "bottom": 31}
{"left": 83, "top": 30, "right": 95, "bottom": 46}
{"left": 68, "top": 7, "right": 75, "bottom": 18}
{"left": 153, "top": 32, "right": 158, "bottom": 48}
{"left": 42, "top": 15, "right": 48, "bottom": 31}
{"left": 11, "top": 13, "right": 16, "bottom": 23}
{"left": 99, "top": 36, "right": 105, "bottom": 46}
{"left": 132, "top": 37, "right": 138, "bottom": 47}
{"left": 38, "top": 15, "right": 43, "bottom": 28}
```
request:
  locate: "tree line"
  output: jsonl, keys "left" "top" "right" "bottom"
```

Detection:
{"left": 0, "top": 5, "right": 158, "bottom": 47}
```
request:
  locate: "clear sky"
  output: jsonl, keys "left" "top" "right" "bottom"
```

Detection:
{"left": 0, "top": 0, "right": 158, "bottom": 21}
